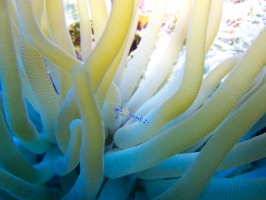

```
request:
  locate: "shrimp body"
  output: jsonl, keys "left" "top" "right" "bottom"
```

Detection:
{"left": 114, "top": 106, "right": 130, "bottom": 119}
{"left": 114, "top": 106, "right": 149, "bottom": 125}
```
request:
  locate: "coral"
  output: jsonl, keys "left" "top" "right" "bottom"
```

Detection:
{"left": 0, "top": 0, "right": 265, "bottom": 199}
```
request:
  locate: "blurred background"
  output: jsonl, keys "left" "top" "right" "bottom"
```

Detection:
{"left": 63, "top": 0, "right": 266, "bottom": 72}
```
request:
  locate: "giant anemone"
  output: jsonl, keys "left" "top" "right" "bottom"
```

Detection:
{"left": 0, "top": 0, "right": 265, "bottom": 199}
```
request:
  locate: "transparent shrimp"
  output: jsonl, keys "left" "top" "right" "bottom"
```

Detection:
{"left": 114, "top": 105, "right": 149, "bottom": 125}
{"left": 98, "top": 100, "right": 149, "bottom": 125}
